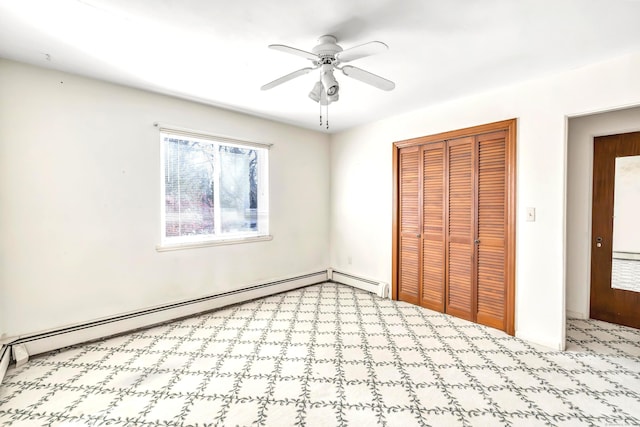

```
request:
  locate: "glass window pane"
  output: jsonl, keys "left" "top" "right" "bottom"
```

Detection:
{"left": 164, "top": 137, "right": 215, "bottom": 238}
{"left": 219, "top": 145, "right": 258, "bottom": 233}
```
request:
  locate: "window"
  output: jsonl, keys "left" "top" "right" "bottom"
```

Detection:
{"left": 159, "top": 126, "right": 269, "bottom": 249}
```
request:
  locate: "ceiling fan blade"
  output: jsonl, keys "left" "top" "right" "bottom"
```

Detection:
{"left": 336, "top": 41, "right": 388, "bottom": 63}
{"left": 269, "top": 44, "right": 318, "bottom": 61}
{"left": 261, "top": 67, "right": 315, "bottom": 91}
{"left": 341, "top": 65, "right": 395, "bottom": 91}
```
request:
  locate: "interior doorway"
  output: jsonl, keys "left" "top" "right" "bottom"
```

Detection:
{"left": 566, "top": 107, "right": 640, "bottom": 348}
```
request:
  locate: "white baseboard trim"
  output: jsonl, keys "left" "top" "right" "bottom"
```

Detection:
{"left": 566, "top": 309, "right": 588, "bottom": 320}
{"left": 330, "top": 270, "right": 389, "bottom": 298}
{"left": 515, "top": 330, "right": 564, "bottom": 351}
{"left": 5, "top": 271, "right": 328, "bottom": 363}
{"left": 0, "top": 345, "right": 10, "bottom": 386}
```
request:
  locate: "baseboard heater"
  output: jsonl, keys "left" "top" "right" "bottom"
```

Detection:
{"left": 0, "top": 269, "right": 390, "bottom": 385}
{"left": 329, "top": 269, "right": 389, "bottom": 298}
{"left": 1, "top": 270, "right": 327, "bottom": 383}
{"left": 0, "top": 345, "right": 10, "bottom": 386}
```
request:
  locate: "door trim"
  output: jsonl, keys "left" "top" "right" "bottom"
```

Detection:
{"left": 392, "top": 119, "right": 517, "bottom": 335}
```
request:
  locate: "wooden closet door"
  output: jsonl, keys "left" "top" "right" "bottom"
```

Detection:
{"left": 476, "top": 131, "right": 508, "bottom": 330}
{"left": 446, "top": 136, "right": 475, "bottom": 321}
{"left": 398, "top": 146, "right": 421, "bottom": 305}
{"left": 393, "top": 119, "right": 516, "bottom": 335}
{"left": 421, "top": 142, "right": 446, "bottom": 311}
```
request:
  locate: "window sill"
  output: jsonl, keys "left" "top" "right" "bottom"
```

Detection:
{"left": 156, "top": 235, "right": 273, "bottom": 252}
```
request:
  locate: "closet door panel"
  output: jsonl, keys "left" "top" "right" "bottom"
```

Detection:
{"left": 446, "top": 137, "right": 474, "bottom": 321}
{"left": 421, "top": 143, "right": 446, "bottom": 311}
{"left": 398, "top": 146, "right": 421, "bottom": 304}
{"left": 476, "top": 131, "right": 507, "bottom": 330}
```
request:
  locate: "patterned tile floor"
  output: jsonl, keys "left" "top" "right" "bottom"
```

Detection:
{"left": 1, "top": 283, "right": 639, "bottom": 426}
{"left": 612, "top": 258, "right": 640, "bottom": 293}
{"left": 566, "top": 317, "right": 640, "bottom": 357}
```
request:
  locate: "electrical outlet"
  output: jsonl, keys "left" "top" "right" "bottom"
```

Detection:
{"left": 347, "top": 256, "right": 352, "bottom": 265}
{"left": 526, "top": 207, "right": 536, "bottom": 222}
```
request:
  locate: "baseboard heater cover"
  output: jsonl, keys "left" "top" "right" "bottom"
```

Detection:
{"left": 329, "top": 269, "right": 389, "bottom": 298}
{"left": 0, "top": 345, "right": 10, "bottom": 386}
{"left": 4, "top": 271, "right": 328, "bottom": 368}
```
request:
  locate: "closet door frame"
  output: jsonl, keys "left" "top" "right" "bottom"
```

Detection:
{"left": 392, "top": 119, "right": 517, "bottom": 335}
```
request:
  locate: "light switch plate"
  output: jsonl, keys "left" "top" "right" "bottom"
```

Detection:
{"left": 526, "top": 207, "right": 536, "bottom": 222}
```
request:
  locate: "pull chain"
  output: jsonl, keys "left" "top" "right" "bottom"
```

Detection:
{"left": 326, "top": 102, "right": 329, "bottom": 129}
{"left": 319, "top": 99, "right": 322, "bottom": 127}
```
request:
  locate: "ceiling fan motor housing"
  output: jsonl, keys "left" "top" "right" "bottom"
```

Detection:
{"left": 312, "top": 35, "right": 342, "bottom": 64}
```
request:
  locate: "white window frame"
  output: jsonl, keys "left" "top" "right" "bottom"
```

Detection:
{"left": 156, "top": 124, "right": 271, "bottom": 251}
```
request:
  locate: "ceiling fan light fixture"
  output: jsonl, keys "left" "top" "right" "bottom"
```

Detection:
{"left": 321, "top": 66, "right": 339, "bottom": 97}
{"left": 308, "top": 81, "right": 322, "bottom": 102}
{"left": 326, "top": 83, "right": 338, "bottom": 96}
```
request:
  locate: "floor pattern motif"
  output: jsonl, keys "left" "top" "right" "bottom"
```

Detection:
{"left": 1, "top": 283, "right": 639, "bottom": 426}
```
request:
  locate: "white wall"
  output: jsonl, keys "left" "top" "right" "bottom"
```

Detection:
{"left": 0, "top": 59, "right": 330, "bottom": 339}
{"left": 0, "top": 287, "right": 4, "bottom": 343}
{"left": 330, "top": 52, "right": 640, "bottom": 350}
{"left": 566, "top": 106, "right": 640, "bottom": 319}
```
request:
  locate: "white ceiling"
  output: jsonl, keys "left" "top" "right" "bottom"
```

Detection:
{"left": 2, "top": 0, "right": 640, "bottom": 133}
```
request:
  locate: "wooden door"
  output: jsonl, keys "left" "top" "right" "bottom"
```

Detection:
{"left": 476, "top": 131, "right": 508, "bottom": 331}
{"left": 590, "top": 132, "right": 640, "bottom": 329}
{"left": 445, "top": 136, "right": 475, "bottom": 321}
{"left": 421, "top": 142, "right": 446, "bottom": 311}
{"left": 398, "top": 146, "right": 421, "bottom": 305}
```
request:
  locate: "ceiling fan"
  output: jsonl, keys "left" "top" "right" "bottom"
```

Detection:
{"left": 261, "top": 35, "right": 395, "bottom": 108}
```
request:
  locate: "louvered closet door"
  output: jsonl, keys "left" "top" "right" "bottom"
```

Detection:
{"left": 398, "top": 146, "right": 421, "bottom": 305}
{"left": 421, "top": 142, "right": 446, "bottom": 311}
{"left": 476, "top": 131, "right": 508, "bottom": 330}
{"left": 446, "top": 137, "right": 475, "bottom": 321}
{"left": 394, "top": 119, "right": 515, "bottom": 334}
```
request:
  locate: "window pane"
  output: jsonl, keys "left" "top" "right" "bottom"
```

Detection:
{"left": 219, "top": 145, "right": 258, "bottom": 233}
{"left": 164, "top": 137, "right": 215, "bottom": 238}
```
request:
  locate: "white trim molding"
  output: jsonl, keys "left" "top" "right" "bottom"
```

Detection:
{"left": 566, "top": 309, "right": 588, "bottom": 320}
{"left": 516, "top": 331, "right": 565, "bottom": 351}
{"left": 156, "top": 235, "right": 273, "bottom": 252}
